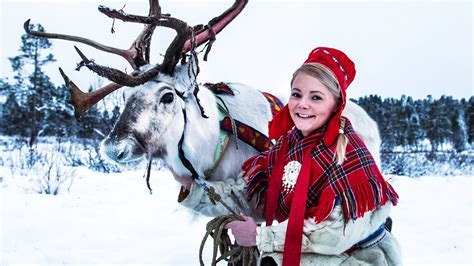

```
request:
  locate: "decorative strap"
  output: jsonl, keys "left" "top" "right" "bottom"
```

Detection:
{"left": 177, "top": 108, "right": 200, "bottom": 180}
{"left": 346, "top": 224, "right": 387, "bottom": 254}
{"left": 205, "top": 82, "right": 283, "bottom": 152}
{"left": 204, "top": 82, "right": 235, "bottom": 95}
{"left": 204, "top": 135, "right": 231, "bottom": 180}
{"left": 261, "top": 92, "right": 284, "bottom": 116}
{"left": 220, "top": 117, "right": 273, "bottom": 152}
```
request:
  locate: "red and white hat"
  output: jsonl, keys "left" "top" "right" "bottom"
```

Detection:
{"left": 269, "top": 47, "right": 356, "bottom": 146}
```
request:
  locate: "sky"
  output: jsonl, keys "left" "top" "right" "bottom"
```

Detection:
{"left": 0, "top": 0, "right": 472, "bottom": 100}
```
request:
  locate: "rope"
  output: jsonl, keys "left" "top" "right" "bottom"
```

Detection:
{"left": 199, "top": 186, "right": 258, "bottom": 266}
{"left": 199, "top": 214, "right": 258, "bottom": 266}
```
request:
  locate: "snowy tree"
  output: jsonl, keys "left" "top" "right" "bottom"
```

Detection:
{"left": 452, "top": 107, "right": 468, "bottom": 152}
{"left": 349, "top": 95, "right": 470, "bottom": 152}
{"left": 402, "top": 96, "right": 422, "bottom": 147}
{"left": 8, "top": 23, "right": 56, "bottom": 146}
{"left": 423, "top": 96, "right": 448, "bottom": 150}
{"left": 42, "top": 84, "right": 76, "bottom": 137}
{"left": 466, "top": 96, "right": 474, "bottom": 145}
{"left": 411, "top": 98, "right": 425, "bottom": 148}
{"left": 354, "top": 95, "right": 384, "bottom": 126}
{"left": 0, "top": 92, "right": 29, "bottom": 136}
{"left": 380, "top": 97, "right": 398, "bottom": 151}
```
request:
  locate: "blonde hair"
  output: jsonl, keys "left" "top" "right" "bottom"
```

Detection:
{"left": 291, "top": 63, "right": 348, "bottom": 165}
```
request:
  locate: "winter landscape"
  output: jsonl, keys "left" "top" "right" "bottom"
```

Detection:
{"left": 0, "top": 138, "right": 473, "bottom": 265}
{"left": 1, "top": 0, "right": 473, "bottom": 265}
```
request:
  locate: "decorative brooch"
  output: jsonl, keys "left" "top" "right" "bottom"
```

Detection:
{"left": 282, "top": 161, "right": 301, "bottom": 194}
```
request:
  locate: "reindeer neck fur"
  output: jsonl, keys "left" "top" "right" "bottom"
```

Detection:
{"left": 163, "top": 81, "right": 221, "bottom": 179}
{"left": 168, "top": 82, "right": 275, "bottom": 182}
{"left": 158, "top": 61, "right": 273, "bottom": 182}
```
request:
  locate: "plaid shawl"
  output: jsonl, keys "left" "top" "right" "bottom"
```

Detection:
{"left": 243, "top": 117, "right": 398, "bottom": 265}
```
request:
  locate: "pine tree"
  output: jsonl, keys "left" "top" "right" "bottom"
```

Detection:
{"left": 8, "top": 23, "right": 56, "bottom": 146}
{"left": 466, "top": 96, "right": 474, "bottom": 145}
{"left": 452, "top": 105, "right": 468, "bottom": 152}
{"left": 425, "top": 96, "right": 454, "bottom": 150}
{"left": 403, "top": 96, "right": 421, "bottom": 147}
{"left": 43, "top": 84, "right": 76, "bottom": 137}
{"left": 411, "top": 99, "right": 425, "bottom": 149}
{"left": 0, "top": 93, "right": 29, "bottom": 136}
{"left": 397, "top": 95, "right": 410, "bottom": 147}
{"left": 380, "top": 97, "right": 398, "bottom": 151}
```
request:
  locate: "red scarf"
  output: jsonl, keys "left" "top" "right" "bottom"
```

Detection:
{"left": 243, "top": 117, "right": 398, "bottom": 266}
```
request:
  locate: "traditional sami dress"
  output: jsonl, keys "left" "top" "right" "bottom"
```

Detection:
{"left": 243, "top": 117, "right": 401, "bottom": 265}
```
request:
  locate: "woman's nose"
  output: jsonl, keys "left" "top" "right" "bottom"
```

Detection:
{"left": 297, "top": 97, "right": 310, "bottom": 109}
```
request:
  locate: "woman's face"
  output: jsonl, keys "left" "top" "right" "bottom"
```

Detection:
{"left": 288, "top": 72, "right": 338, "bottom": 136}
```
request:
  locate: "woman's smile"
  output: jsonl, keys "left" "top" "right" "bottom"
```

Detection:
{"left": 296, "top": 113, "right": 315, "bottom": 119}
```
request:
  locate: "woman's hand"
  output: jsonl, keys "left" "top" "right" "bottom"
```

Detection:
{"left": 225, "top": 214, "right": 257, "bottom": 247}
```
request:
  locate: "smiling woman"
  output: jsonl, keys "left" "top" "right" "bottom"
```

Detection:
{"left": 226, "top": 47, "right": 401, "bottom": 266}
{"left": 288, "top": 67, "right": 339, "bottom": 137}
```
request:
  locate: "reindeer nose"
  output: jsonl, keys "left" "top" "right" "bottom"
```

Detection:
{"left": 102, "top": 137, "right": 140, "bottom": 163}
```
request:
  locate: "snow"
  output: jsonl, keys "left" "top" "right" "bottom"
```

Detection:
{"left": 1, "top": 167, "right": 473, "bottom": 265}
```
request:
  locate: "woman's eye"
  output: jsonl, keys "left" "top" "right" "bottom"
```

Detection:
{"left": 312, "top": 95, "right": 323, "bottom": 101}
{"left": 291, "top": 92, "right": 301, "bottom": 98}
{"left": 160, "top": 92, "right": 174, "bottom": 104}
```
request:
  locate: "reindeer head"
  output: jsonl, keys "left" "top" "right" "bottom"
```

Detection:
{"left": 101, "top": 62, "right": 198, "bottom": 168}
{"left": 25, "top": 0, "right": 248, "bottom": 168}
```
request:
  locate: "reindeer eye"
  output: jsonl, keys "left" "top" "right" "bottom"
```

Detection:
{"left": 160, "top": 92, "right": 174, "bottom": 104}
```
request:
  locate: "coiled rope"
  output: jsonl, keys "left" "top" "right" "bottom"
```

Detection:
{"left": 199, "top": 186, "right": 258, "bottom": 266}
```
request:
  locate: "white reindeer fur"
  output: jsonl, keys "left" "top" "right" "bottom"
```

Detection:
{"left": 165, "top": 66, "right": 274, "bottom": 182}
{"left": 342, "top": 101, "right": 382, "bottom": 167}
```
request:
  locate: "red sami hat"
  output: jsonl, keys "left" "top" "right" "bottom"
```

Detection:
{"left": 269, "top": 47, "right": 356, "bottom": 147}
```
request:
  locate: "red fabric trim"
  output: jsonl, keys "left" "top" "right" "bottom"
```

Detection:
{"left": 268, "top": 105, "right": 294, "bottom": 141}
{"left": 282, "top": 149, "right": 313, "bottom": 266}
{"left": 265, "top": 137, "right": 287, "bottom": 225}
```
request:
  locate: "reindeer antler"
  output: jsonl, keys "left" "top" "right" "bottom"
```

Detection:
{"left": 183, "top": 0, "right": 248, "bottom": 60}
{"left": 25, "top": 0, "right": 248, "bottom": 118}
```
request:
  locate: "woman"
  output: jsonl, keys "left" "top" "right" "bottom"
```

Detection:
{"left": 225, "top": 47, "right": 401, "bottom": 265}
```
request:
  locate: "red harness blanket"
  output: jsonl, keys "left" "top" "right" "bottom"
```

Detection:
{"left": 205, "top": 82, "right": 283, "bottom": 152}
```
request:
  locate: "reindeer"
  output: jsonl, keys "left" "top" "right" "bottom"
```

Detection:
{"left": 25, "top": 0, "right": 381, "bottom": 219}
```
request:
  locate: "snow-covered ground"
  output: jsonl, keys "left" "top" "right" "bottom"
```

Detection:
{"left": 1, "top": 166, "right": 473, "bottom": 265}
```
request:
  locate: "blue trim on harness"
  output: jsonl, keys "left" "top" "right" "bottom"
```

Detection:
{"left": 358, "top": 224, "right": 385, "bottom": 245}
{"left": 351, "top": 224, "right": 386, "bottom": 250}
